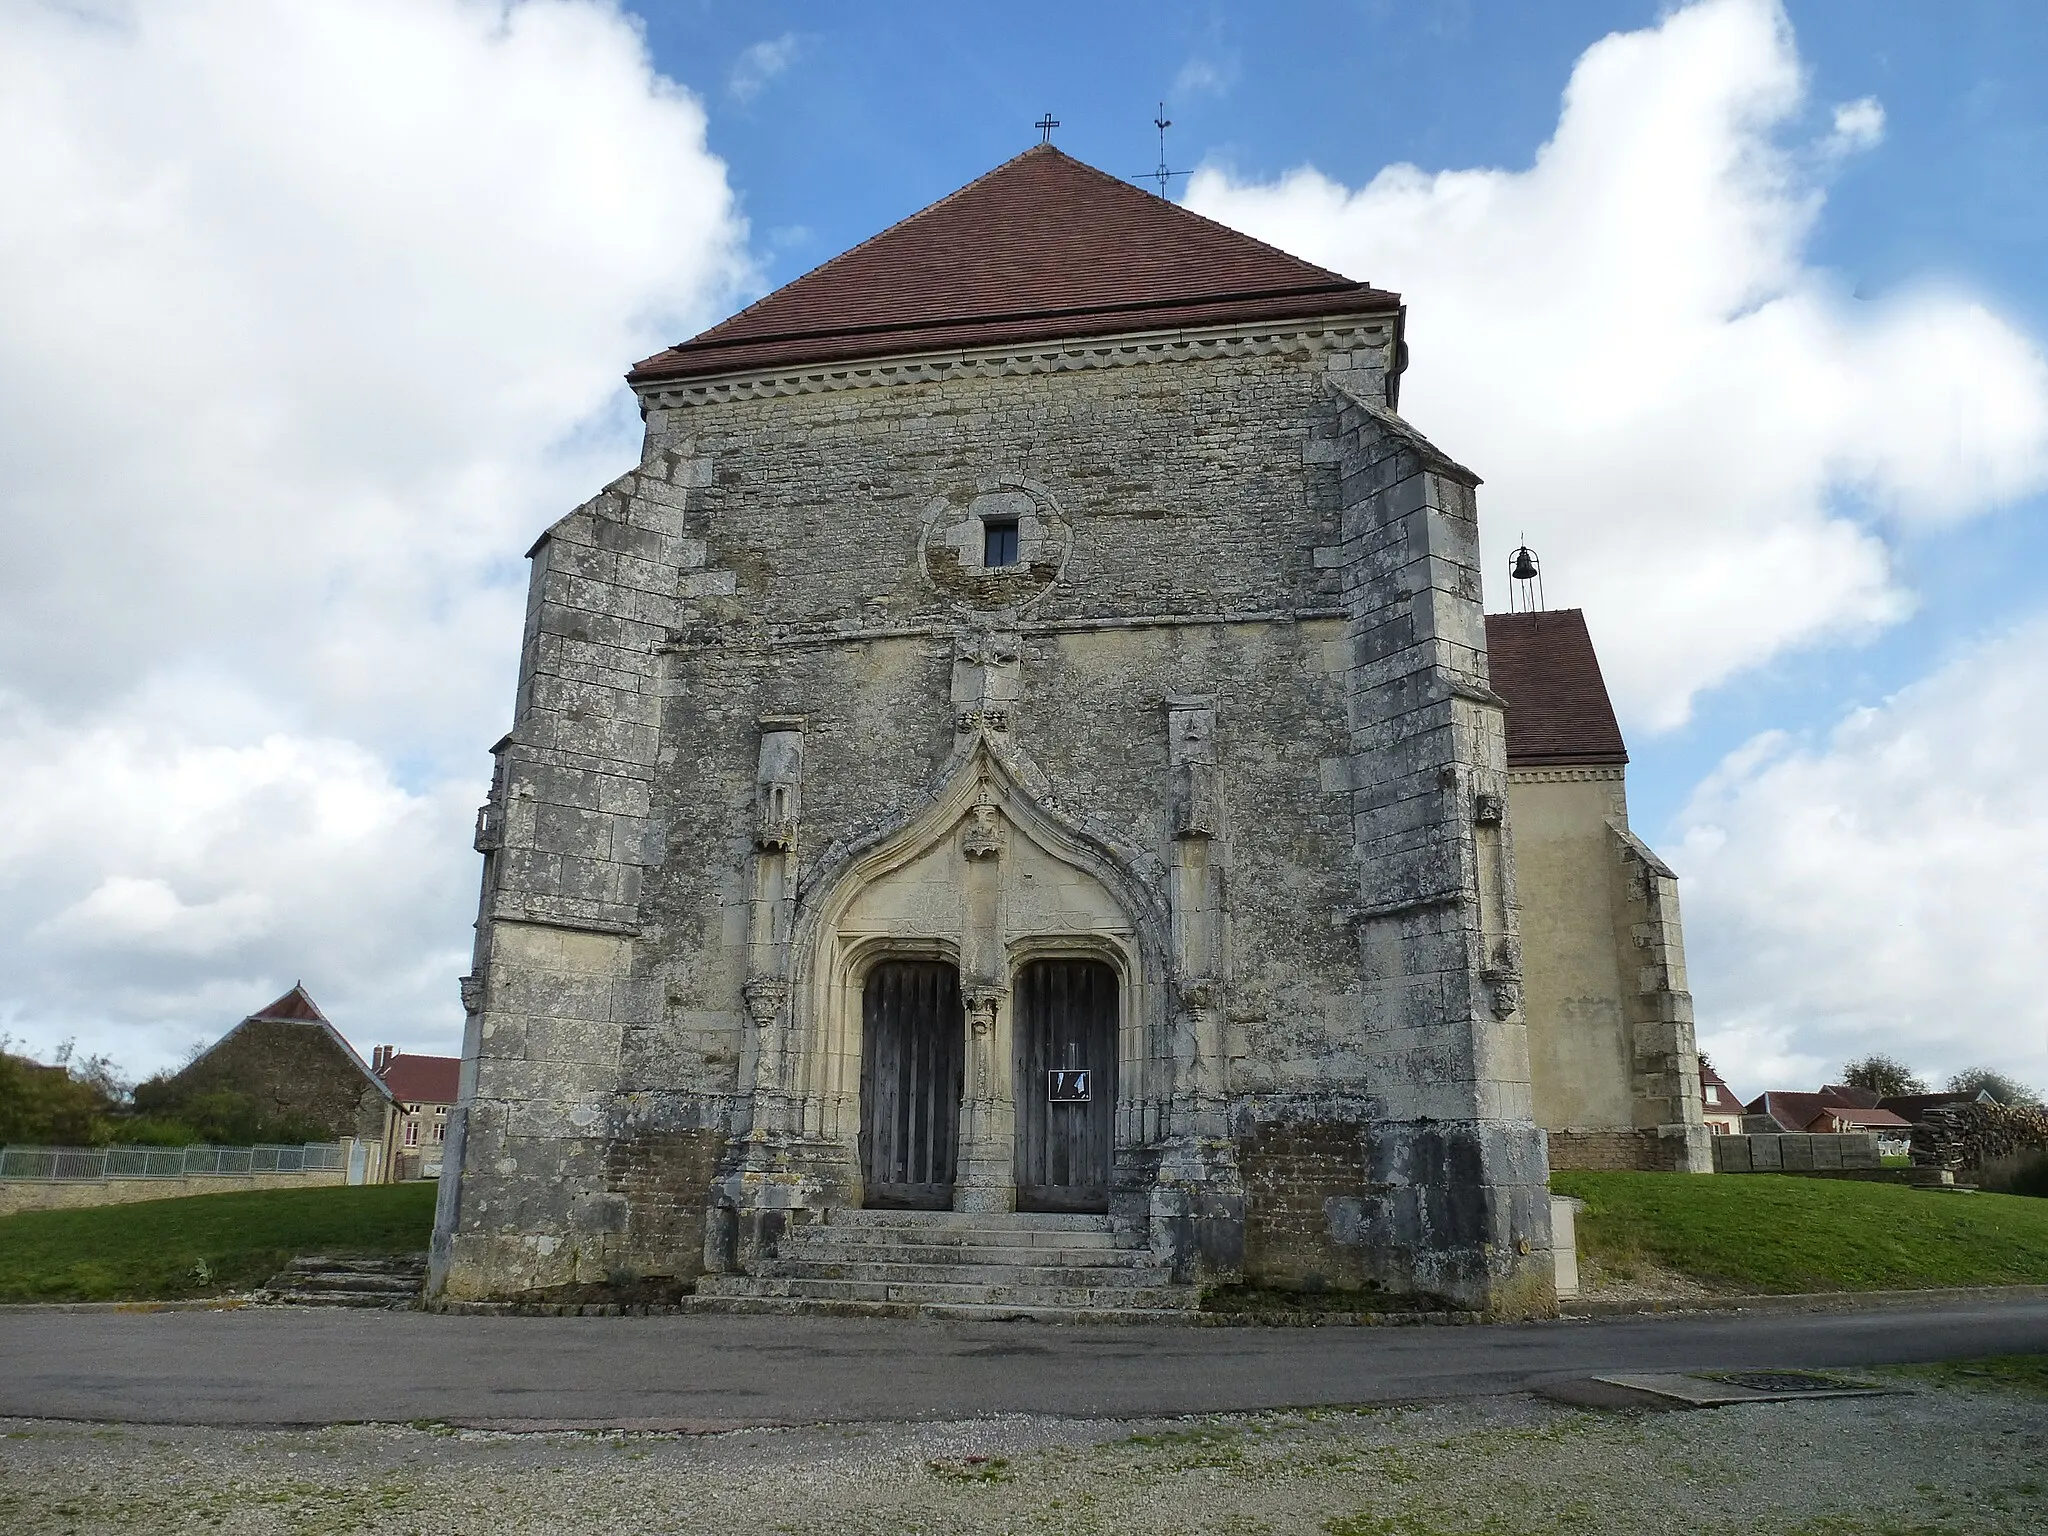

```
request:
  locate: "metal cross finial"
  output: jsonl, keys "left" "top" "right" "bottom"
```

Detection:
{"left": 1036, "top": 113, "right": 1060, "bottom": 145}
{"left": 1134, "top": 101, "right": 1187, "bottom": 197}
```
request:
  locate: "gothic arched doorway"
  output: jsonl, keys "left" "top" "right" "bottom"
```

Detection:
{"left": 1013, "top": 956, "right": 1118, "bottom": 1213}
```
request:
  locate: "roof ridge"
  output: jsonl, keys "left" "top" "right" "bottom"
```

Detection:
{"left": 671, "top": 276, "right": 1363, "bottom": 356}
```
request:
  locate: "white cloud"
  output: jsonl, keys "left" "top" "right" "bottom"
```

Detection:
{"left": 0, "top": 0, "right": 748, "bottom": 1074}
{"left": 1674, "top": 614, "right": 2048, "bottom": 1099}
{"left": 1823, "top": 95, "right": 1886, "bottom": 157}
{"left": 730, "top": 32, "right": 801, "bottom": 103}
{"left": 0, "top": 680, "right": 476, "bottom": 1071}
{"left": 1173, "top": 57, "right": 1235, "bottom": 100}
{"left": 1185, "top": 0, "right": 2048, "bottom": 730}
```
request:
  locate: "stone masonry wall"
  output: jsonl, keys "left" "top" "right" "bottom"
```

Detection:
{"left": 435, "top": 323, "right": 1557, "bottom": 1314}
{"left": 169, "top": 1020, "right": 387, "bottom": 1143}
{"left": 1547, "top": 1128, "right": 1694, "bottom": 1172}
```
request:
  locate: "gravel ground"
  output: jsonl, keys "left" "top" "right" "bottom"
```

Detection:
{"left": 2, "top": 1369, "right": 2043, "bottom": 1535}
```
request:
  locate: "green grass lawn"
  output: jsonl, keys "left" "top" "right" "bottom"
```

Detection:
{"left": 0, "top": 1183, "right": 437, "bottom": 1303}
{"left": 1554, "top": 1171, "right": 2048, "bottom": 1294}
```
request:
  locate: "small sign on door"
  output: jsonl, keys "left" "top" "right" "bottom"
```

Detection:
{"left": 1048, "top": 1069, "right": 1092, "bottom": 1103}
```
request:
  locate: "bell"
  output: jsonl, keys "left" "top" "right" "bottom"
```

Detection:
{"left": 1510, "top": 546, "right": 1538, "bottom": 581}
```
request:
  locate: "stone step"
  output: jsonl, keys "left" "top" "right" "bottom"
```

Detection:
{"left": 268, "top": 1288, "right": 419, "bottom": 1309}
{"left": 275, "top": 1273, "right": 423, "bottom": 1294}
{"left": 695, "top": 1274, "right": 1199, "bottom": 1311}
{"left": 785, "top": 1225, "right": 1129, "bottom": 1253}
{"left": 275, "top": 1255, "right": 428, "bottom": 1278}
{"left": 685, "top": 1294, "right": 1202, "bottom": 1326}
{"left": 260, "top": 1252, "right": 427, "bottom": 1308}
{"left": 756, "top": 1258, "right": 1175, "bottom": 1288}
{"left": 775, "top": 1239, "right": 1150, "bottom": 1269}
{"left": 819, "top": 1209, "right": 1113, "bottom": 1233}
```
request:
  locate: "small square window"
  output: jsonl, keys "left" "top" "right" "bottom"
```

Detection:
{"left": 982, "top": 518, "right": 1019, "bottom": 568}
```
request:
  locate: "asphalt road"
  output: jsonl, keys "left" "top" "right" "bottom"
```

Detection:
{"left": 3, "top": 1299, "right": 2045, "bottom": 1430}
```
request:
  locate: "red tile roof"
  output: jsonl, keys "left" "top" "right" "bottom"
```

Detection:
{"left": 1745, "top": 1089, "right": 1912, "bottom": 1134}
{"left": 246, "top": 984, "right": 329, "bottom": 1025}
{"left": 1700, "top": 1060, "right": 1744, "bottom": 1114}
{"left": 1483, "top": 610, "right": 1629, "bottom": 767}
{"left": 629, "top": 145, "right": 1400, "bottom": 384}
{"left": 1746, "top": 1091, "right": 1826, "bottom": 1133}
{"left": 378, "top": 1053, "right": 460, "bottom": 1107}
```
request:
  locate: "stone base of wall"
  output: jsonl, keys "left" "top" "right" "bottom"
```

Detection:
{"left": 1546, "top": 1128, "right": 1700, "bottom": 1173}
{"left": 605, "top": 1128, "right": 722, "bottom": 1280}
{"left": 1241, "top": 1119, "right": 1373, "bottom": 1292}
{"left": 1239, "top": 1117, "right": 1556, "bottom": 1317}
{"left": 0, "top": 1169, "right": 347, "bottom": 1217}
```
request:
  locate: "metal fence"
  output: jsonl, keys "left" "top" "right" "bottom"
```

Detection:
{"left": 0, "top": 1142, "right": 344, "bottom": 1181}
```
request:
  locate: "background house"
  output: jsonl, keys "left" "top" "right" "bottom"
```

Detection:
{"left": 372, "top": 1048, "right": 460, "bottom": 1181}
{"left": 1699, "top": 1060, "right": 1744, "bottom": 1136}
{"left": 134, "top": 985, "right": 392, "bottom": 1146}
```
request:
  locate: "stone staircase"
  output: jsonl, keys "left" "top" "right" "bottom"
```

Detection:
{"left": 692, "top": 1209, "right": 1201, "bottom": 1322}
{"left": 258, "top": 1253, "right": 428, "bottom": 1309}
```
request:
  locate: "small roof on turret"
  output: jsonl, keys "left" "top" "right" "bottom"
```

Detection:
{"left": 630, "top": 145, "right": 1400, "bottom": 385}
{"left": 1484, "top": 610, "right": 1630, "bottom": 768}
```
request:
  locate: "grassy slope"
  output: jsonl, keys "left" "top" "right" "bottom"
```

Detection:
{"left": 0, "top": 1183, "right": 437, "bottom": 1302}
{"left": 1553, "top": 1170, "right": 2048, "bottom": 1293}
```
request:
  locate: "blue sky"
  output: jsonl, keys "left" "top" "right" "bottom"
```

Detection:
{"left": 1, "top": 0, "right": 2044, "bottom": 1101}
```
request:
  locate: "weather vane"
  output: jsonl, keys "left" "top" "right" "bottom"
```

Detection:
{"left": 1134, "top": 102, "right": 1187, "bottom": 197}
{"left": 1036, "top": 113, "right": 1060, "bottom": 145}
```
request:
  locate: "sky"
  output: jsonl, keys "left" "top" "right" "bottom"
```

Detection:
{"left": 1, "top": 0, "right": 2044, "bottom": 1103}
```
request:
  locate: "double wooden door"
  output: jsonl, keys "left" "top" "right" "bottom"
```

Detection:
{"left": 1013, "top": 957, "right": 1117, "bottom": 1213}
{"left": 857, "top": 955, "right": 1119, "bottom": 1213}
{"left": 859, "top": 960, "right": 965, "bottom": 1209}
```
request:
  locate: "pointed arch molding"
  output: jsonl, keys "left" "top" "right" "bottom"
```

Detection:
{"left": 780, "top": 728, "right": 1176, "bottom": 1146}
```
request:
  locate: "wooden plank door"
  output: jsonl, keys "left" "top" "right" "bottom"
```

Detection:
{"left": 1013, "top": 957, "right": 1117, "bottom": 1213}
{"left": 859, "top": 960, "right": 965, "bottom": 1209}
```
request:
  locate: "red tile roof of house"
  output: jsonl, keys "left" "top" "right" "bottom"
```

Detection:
{"left": 1746, "top": 1089, "right": 1914, "bottom": 1134}
{"left": 1700, "top": 1060, "right": 1744, "bottom": 1115}
{"left": 378, "top": 1053, "right": 460, "bottom": 1107}
{"left": 1483, "top": 610, "right": 1630, "bottom": 767}
{"left": 628, "top": 145, "right": 1400, "bottom": 385}
{"left": 246, "top": 984, "right": 329, "bottom": 1025}
{"left": 1745, "top": 1091, "right": 1827, "bottom": 1133}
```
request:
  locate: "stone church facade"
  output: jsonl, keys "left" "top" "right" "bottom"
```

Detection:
{"left": 432, "top": 147, "right": 1701, "bottom": 1318}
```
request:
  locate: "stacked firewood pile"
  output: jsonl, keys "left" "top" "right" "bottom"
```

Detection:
{"left": 1910, "top": 1101, "right": 2048, "bottom": 1170}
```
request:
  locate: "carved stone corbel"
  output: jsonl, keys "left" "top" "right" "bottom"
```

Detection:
{"left": 742, "top": 974, "right": 789, "bottom": 1025}
{"left": 960, "top": 784, "right": 1005, "bottom": 860}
